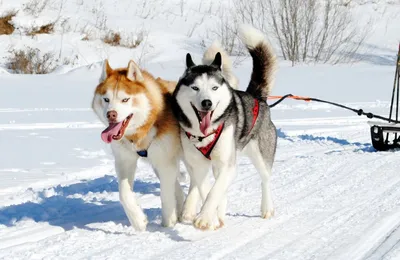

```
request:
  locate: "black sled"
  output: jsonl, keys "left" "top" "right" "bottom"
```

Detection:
{"left": 369, "top": 44, "right": 400, "bottom": 151}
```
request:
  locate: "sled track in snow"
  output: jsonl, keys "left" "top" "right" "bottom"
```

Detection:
{"left": 0, "top": 120, "right": 400, "bottom": 259}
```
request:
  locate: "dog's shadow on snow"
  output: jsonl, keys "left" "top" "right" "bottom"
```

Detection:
{"left": 0, "top": 175, "right": 187, "bottom": 242}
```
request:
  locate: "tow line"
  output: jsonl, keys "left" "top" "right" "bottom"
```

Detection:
{"left": 267, "top": 44, "right": 400, "bottom": 151}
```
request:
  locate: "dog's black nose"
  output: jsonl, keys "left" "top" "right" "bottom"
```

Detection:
{"left": 107, "top": 110, "right": 118, "bottom": 123}
{"left": 201, "top": 99, "right": 212, "bottom": 110}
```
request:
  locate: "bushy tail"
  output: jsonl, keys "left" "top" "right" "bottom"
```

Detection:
{"left": 238, "top": 24, "right": 277, "bottom": 100}
{"left": 202, "top": 41, "right": 239, "bottom": 89}
{"left": 155, "top": 77, "right": 177, "bottom": 94}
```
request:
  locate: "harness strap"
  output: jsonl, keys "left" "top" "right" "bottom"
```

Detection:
{"left": 250, "top": 99, "right": 260, "bottom": 133}
{"left": 127, "top": 140, "right": 149, "bottom": 158}
{"left": 137, "top": 150, "right": 148, "bottom": 157}
{"left": 186, "top": 123, "right": 224, "bottom": 160}
{"left": 187, "top": 128, "right": 218, "bottom": 142}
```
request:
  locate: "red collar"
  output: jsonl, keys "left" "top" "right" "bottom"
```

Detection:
{"left": 185, "top": 99, "right": 260, "bottom": 160}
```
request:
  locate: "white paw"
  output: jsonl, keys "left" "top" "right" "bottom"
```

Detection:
{"left": 261, "top": 209, "right": 275, "bottom": 219}
{"left": 193, "top": 213, "right": 219, "bottom": 231}
{"left": 181, "top": 210, "right": 196, "bottom": 223}
{"left": 217, "top": 210, "right": 226, "bottom": 225}
{"left": 131, "top": 215, "right": 148, "bottom": 232}
{"left": 162, "top": 214, "right": 178, "bottom": 228}
{"left": 218, "top": 217, "right": 225, "bottom": 229}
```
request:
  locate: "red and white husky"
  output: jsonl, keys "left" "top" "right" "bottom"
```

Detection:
{"left": 91, "top": 60, "right": 184, "bottom": 231}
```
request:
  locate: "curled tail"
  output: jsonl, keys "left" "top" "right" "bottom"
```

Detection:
{"left": 202, "top": 40, "right": 239, "bottom": 89}
{"left": 238, "top": 25, "right": 277, "bottom": 100}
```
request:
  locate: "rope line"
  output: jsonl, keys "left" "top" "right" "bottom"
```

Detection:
{"left": 267, "top": 94, "right": 400, "bottom": 124}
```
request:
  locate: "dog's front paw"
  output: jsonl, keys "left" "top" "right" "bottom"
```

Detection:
{"left": 162, "top": 214, "right": 178, "bottom": 228}
{"left": 131, "top": 215, "right": 148, "bottom": 232}
{"left": 193, "top": 213, "right": 219, "bottom": 231}
{"left": 261, "top": 209, "right": 275, "bottom": 220}
{"left": 181, "top": 210, "right": 196, "bottom": 223}
{"left": 218, "top": 217, "right": 225, "bottom": 228}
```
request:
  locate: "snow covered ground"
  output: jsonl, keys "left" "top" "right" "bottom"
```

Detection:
{"left": 1, "top": 59, "right": 400, "bottom": 259}
{"left": 1, "top": 0, "right": 400, "bottom": 259}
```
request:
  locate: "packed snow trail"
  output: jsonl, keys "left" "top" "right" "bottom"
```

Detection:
{"left": 1, "top": 112, "right": 400, "bottom": 259}
{"left": 1, "top": 70, "right": 400, "bottom": 259}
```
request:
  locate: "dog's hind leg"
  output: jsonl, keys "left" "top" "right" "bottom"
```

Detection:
{"left": 113, "top": 149, "right": 148, "bottom": 231}
{"left": 246, "top": 140, "right": 275, "bottom": 219}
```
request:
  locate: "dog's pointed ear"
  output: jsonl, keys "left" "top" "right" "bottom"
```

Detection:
{"left": 210, "top": 52, "right": 222, "bottom": 70}
{"left": 127, "top": 60, "right": 144, "bottom": 82}
{"left": 99, "top": 59, "right": 113, "bottom": 82}
{"left": 186, "top": 53, "right": 196, "bottom": 68}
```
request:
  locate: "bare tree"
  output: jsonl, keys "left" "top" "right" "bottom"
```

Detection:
{"left": 199, "top": 2, "right": 248, "bottom": 66}
{"left": 233, "top": 0, "right": 370, "bottom": 65}
{"left": 23, "top": 0, "right": 50, "bottom": 18}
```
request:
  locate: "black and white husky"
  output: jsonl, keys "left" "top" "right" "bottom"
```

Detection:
{"left": 172, "top": 25, "right": 278, "bottom": 230}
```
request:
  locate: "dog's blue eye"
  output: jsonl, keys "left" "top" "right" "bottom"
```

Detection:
{"left": 103, "top": 98, "right": 109, "bottom": 103}
{"left": 122, "top": 98, "right": 130, "bottom": 103}
{"left": 212, "top": 86, "right": 219, "bottom": 91}
{"left": 191, "top": 86, "right": 199, "bottom": 91}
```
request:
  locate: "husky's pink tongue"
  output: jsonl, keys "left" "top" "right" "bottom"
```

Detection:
{"left": 101, "top": 121, "right": 124, "bottom": 143}
{"left": 199, "top": 111, "right": 212, "bottom": 135}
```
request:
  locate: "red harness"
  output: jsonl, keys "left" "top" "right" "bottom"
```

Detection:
{"left": 250, "top": 98, "right": 260, "bottom": 133}
{"left": 185, "top": 99, "right": 260, "bottom": 160}
{"left": 185, "top": 124, "right": 224, "bottom": 159}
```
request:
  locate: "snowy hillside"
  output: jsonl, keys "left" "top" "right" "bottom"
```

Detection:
{"left": 0, "top": 0, "right": 231, "bottom": 72}
{"left": 0, "top": 0, "right": 399, "bottom": 71}
{"left": 1, "top": 0, "right": 400, "bottom": 259}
